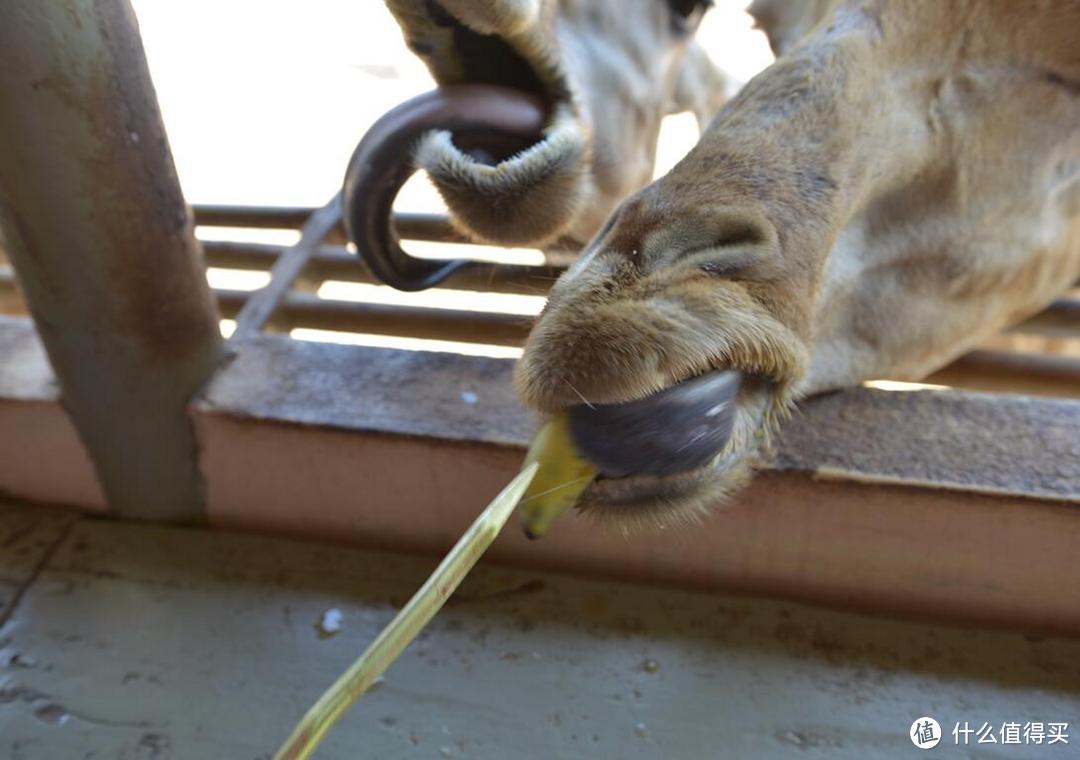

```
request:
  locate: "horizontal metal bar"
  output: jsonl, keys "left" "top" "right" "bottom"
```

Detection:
{"left": 2, "top": 268, "right": 1076, "bottom": 385}
{"left": 201, "top": 240, "right": 563, "bottom": 295}
{"left": 199, "top": 246, "right": 1077, "bottom": 343}
{"left": 192, "top": 204, "right": 317, "bottom": 229}
{"left": 927, "top": 349, "right": 1080, "bottom": 398}
{"left": 1008, "top": 298, "right": 1080, "bottom": 338}
{"left": 192, "top": 205, "right": 462, "bottom": 244}
{"left": 191, "top": 204, "right": 582, "bottom": 259}
{"left": 0, "top": 268, "right": 519, "bottom": 346}
{"left": 229, "top": 195, "right": 341, "bottom": 341}
{"left": 216, "top": 289, "right": 532, "bottom": 346}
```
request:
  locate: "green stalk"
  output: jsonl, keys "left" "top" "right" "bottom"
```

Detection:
{"left": 273, "top": 462, "right": 539, "bottom": 760}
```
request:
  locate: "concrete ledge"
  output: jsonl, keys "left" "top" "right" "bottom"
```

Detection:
{"left": 2, "top": 317, "right": 1079, "bottom": 632}
{"left": 0, "top": 318, "right": 105, "bottom": 510}
{"left": 3, "top": 501, "right": 1078, "bottom": 758}
{"left": 194, "top": 334, "right": 1080, "bottom": 633}
{"left": 197, "top": 406, "right": 1080, "bottom": 632}
{"left": 201, "top": 333, "right": 1080, "bottom": 501}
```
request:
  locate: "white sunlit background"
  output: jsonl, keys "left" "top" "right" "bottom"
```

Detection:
{"left": 131, "top": 1, "right": 774, "bottom": 355}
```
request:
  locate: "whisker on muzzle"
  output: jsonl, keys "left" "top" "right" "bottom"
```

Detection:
{"left": 560, "top": 375, "right": 596, "bottom": 410}
{"left": 519, "top": 474, "right": 596, "bottom": 504}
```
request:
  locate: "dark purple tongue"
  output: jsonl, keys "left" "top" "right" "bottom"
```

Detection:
{"left": 567, "top": 370, "right": 743, "bottom": 478}
{"left": 342, "top": 84, "right": 546, "bottom": 292}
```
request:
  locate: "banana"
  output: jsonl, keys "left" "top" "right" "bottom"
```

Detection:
{"left": 519, "top": 414, "right": 598, "bottom": 539}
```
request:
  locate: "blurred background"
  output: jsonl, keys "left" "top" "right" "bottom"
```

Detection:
{"left": 125, "top": 0, "right": 775, "bottom": 353}
{"left": 132, "top": 0, "right": 773, "bottom": 209}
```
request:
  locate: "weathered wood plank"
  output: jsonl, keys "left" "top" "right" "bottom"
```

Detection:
{"left": 201, "top": 335, "right": 1080, "bottom": 502}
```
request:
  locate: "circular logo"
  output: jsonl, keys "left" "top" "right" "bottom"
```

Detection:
{"left": 910, "top": 717, "right": 942, "bottom": 749}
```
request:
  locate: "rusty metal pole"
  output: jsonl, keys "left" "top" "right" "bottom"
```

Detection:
{"left": 0, "top": 0, "right": 223, "bottom": 520}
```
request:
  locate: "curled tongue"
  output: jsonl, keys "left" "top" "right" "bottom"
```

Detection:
{"left": 567, "top": 370, "right": 743, "bottom": 478}
{"left": 342, "top": 84, "right": 546, "bottom": 291}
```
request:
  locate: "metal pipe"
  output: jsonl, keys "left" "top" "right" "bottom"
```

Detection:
{"left": 215, "top": 290, "right": 531, "bottom": 346}
{"left": 190, "top": 205, "right": 583, "bottom": 261}
{"left": 1007, "top": 298, "right": 1080, "bottom": 338}
{"left": 927, "top": 350, "right": 1080, "bottom": 399}
{"left": 230, "top": 195, "right": 342, "bottom": 341}
{"left": 192, "top": 206, "right": 463, "bottom": 245}
{"left": 0, "top": 0, "right": 223, "bottom": 520}
{"left": 200, "top": 240, "right": 565, "bottom": 295}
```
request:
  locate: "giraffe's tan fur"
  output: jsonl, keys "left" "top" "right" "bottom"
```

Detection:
{"left": 390, "top": 0, "right": 1080, "bottom": 525}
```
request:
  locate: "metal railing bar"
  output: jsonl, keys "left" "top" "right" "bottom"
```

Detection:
{"left": 192, "top": 205, "right": 461, "bottom": 244}
{"left": 0, "top": 264, "right": 1075, "bottom": 354}
{"left": 927, "top": 349, "right": 1080, "bottom": 398}
{"left": 190, "top": 204, "right": 583, "bottom": 257}
{"left": 1006, "top": 298, "right": 1080, "bottom": 339}
{"left": 2, "top": 260, "right": 1077, "bottom": 345}
{"left": 192, "top": 204, "right": 315, "bottom": 228}
{"left": 216, "top": 289, "right": 531, "bottom": 346}
{"left": 229, "top": 195, "right": 342, "bottom": 341}
{"left": 200, "top": 240, "right": 563, "bottom": 295}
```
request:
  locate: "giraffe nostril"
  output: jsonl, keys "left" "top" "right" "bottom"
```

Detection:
{"left": 709, "top": 219, "right": 770, "bottom": 248}
{"left": 662, "top": 206, "right": 778, "bottom": 273}
{"left": 697, "top": 249, "right": 760, "bottom": 278}
{"left": 678, "top": 234, "right": 768, "bottom": 278}
{"left": 566, "top": 370, "right": 743, "bottom": 478}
